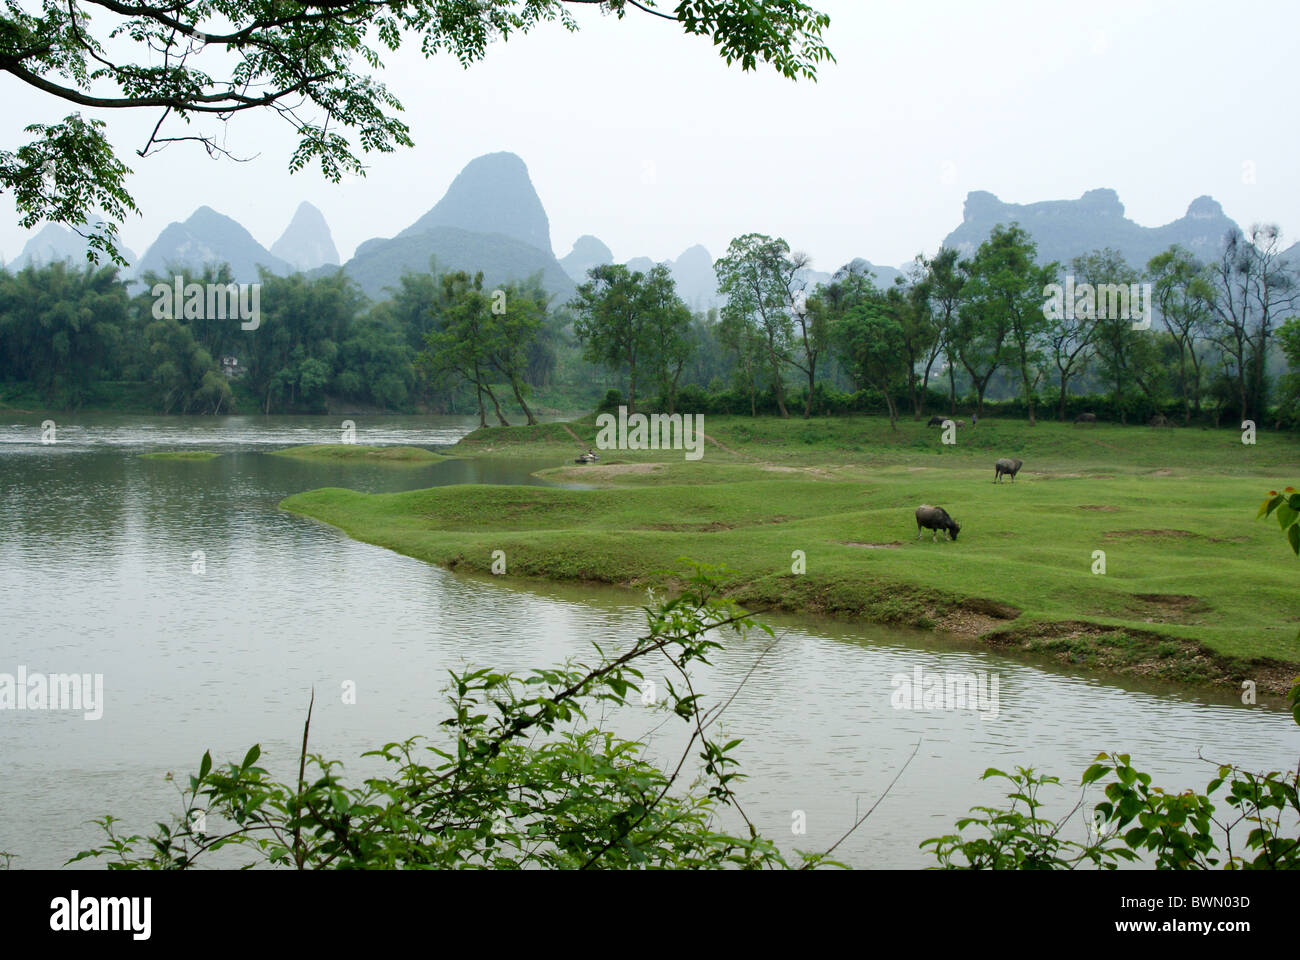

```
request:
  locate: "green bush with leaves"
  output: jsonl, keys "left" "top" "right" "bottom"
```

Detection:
{"left": 72, "top": 564, "right": 849, "bottom": 870}
{"left": 1260, "top": 485, "right": 1300, "bottom": 563}
{"left": 923, "top": 751, "right": 1299, "bottom": 870}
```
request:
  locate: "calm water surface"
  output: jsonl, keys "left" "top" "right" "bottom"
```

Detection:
{"left": 1, "top": 413, "right": 1296, "bottom": 868}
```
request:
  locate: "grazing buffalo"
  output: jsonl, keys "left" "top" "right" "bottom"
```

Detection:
{"left": 994, "top": 457, "right": 1023, "bottom": 483}
{"left": 1074, "top": 412, "right": 1097, "bottom": 424}
{"left": 915, "top": 504, "right": 960, "bottom": 542}
{"left": 926, "top": 415, "right": 947, "bottom": 427}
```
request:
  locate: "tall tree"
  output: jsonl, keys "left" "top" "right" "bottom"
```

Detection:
{"left": 714, "top": 233, "right": 812, "bottom": 418}
{"left": 894, "top": 270, "right": 940, "bottom": 419}
{"left": 571, "top": 264, "right": 651, "bottom": 413}
{"left": 420, "top": 271, "right": 511, "bottom": 427}
{"left": 1205, "top": 225, "right": 1299, "bottom": 422}
{"left": 1075, "top": 248, "right": 1144, "bottom": 423}
{"left": 485, "top": 279, "right": 549, "bottom": 425}
{"left": 1148, "top": 245, "right": 1214, "bottom": 424}
{"left": 917, "top": 248, "right": 966, "bottom": 417}
{"left": 1043, "top": 271, "right": 1099, "bottom": 422}
{"left": 953, "top": 237, "right": 1015, "bottom": 418}
{"left": 829, "top": 287, "right": 907, "bottom": 428}
{"left": 639, "top": 265, "right": 695, "bottom": 415}
{"left": 962, "top": 225, "right": 1052, "bottom": 423}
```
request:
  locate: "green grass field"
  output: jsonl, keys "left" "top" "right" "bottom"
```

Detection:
{"left": 282, "top": 414, "right": 1300, "bottom": 693}
{"left": 269, "top": 444, "right": 448, "bottom": 463}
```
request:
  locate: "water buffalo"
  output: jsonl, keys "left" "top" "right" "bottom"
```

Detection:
{"left": 926, "top": 416, "right": 947, "bottom": 427}
{"left": 916, "top": 504, "right": 960, "bottom": 542}
{"left": 1074, "top": 412, "right": 1097, "bottom": 424}
{"left": 994, "top": 457, "right": 1023, "bottom": 482}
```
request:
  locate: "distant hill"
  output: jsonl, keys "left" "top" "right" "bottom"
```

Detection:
{"left": 135, "top": 206, "right": 291, "bottom": 283}
{"left": 270, "top": 202, "right": 339, "bottom": 272}
{"left": 334, "top": 151, "right": 575, "bottom": 302}
{"left": 942, "top": 189, "right": 1240, "bottom": 270}
{"left": 8, "top": 223, "right": 136, "bottom": 273}
{"left": 325, "top": 224, "right": 576, "bottom": 304}
{"left": 624, "top": 246, "right": 722, "bottom": 312}
{"left": 800, "top": 257, "right": 905, "bottom": 292}
{"left": 560, "top": 235, "right": 613, "bottom": 283}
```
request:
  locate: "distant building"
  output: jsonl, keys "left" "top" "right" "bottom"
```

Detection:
{"left": 220, "top": 356, "right": 242, "bottom": 379}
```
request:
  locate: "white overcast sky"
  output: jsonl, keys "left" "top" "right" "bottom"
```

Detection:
{"left": 2, "top": 0, "right": 1298, "bottom": 271}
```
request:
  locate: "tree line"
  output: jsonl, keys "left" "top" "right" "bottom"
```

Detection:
{"left": 3, "top": 220, "right": 1298, "bottom": 427}
{"left": 0, "top": 261, "right": 562, "bottom": 421}
{"left": 569, "top": 222, "right": 1300, "bottom": 428}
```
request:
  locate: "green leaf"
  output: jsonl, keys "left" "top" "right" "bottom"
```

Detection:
{"left": 199, "top": 750, "right": 212, "bottom": 780}
{"left": 1081, "top": 763, "right": 1111, "bottom": 786}
{"left": 1259, "top": 494, "right": 1284, "bottom": 519}
{"left": 242, "top": 744, "right": 261, "bottom": 769}
{"left": 1276, "top": 502, "right": 1298, "bottom": 530}
{"left": 1288, "top": 523, "right": 1300, "bottom": 557}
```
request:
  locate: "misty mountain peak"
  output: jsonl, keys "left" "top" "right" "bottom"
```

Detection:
{"left": 560, "top": 235, "right": 613, "bottom": 283}
{"left": 271, "top": 201, "right": 340, "bottom": 272}
{"left": 1079, "top": 188, "right": 1124, "bottom": 216}
{"left": 136, "top": 206, "right": 290, "bottom": 283}
{"left": 398, "top": 151, "right": 552, "bottom": 256}
{"left": 1186, "top": 195, "right": 1224, "bottom": 220}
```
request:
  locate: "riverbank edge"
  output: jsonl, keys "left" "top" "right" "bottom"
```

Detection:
{"left": 279, "top": 489, "right": 1299, "bottom": 700}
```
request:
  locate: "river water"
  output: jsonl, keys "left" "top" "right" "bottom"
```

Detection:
{"left": 1, "top": 413, "right": 1296, "bottom": 869}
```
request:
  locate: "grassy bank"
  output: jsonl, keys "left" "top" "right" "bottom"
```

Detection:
{"left": 138, "top": 450, "right": 222, "bottom": 461}
{"left": 269, "top": 444, "right": 449, "bottom": 463}
{"left": 282, "top": 414, "right": 1300, "bottom": 694}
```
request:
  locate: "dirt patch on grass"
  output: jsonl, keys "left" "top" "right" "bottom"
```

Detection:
{"left": 570, "top": 462, "right": 666, "bottom": 477}
{"left": 645, "top": 520, "right": 733, "bottom": 533}
{"left": 1078, "top": 504, "right": 1119, "bottom": 511}
{"left": 1129, "top": 593, "right": 1212, "bottom": 624}
{"left": 1103, "top": 528, "right": 1197, "bottom": 540}
{"left": 1133, "top": 593, "right": 1207, "bottom": 608}
{"left": 841, "top": 541, "right": 903, "bottom": 549}
{"left": 761, "top": 464, "right": 836, "bottom": 479}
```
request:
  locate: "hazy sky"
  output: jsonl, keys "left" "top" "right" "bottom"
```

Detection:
{"left": 3, "top": 0, "right": 1298, "bottom": 272}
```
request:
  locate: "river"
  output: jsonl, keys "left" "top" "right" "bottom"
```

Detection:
{"left": 1, "top": 413, "right": 1296, "bottom": 869}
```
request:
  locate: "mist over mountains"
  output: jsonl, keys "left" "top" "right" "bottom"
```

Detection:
{"left": 6, "top": 151, "right": 1281, "bottom": 308}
